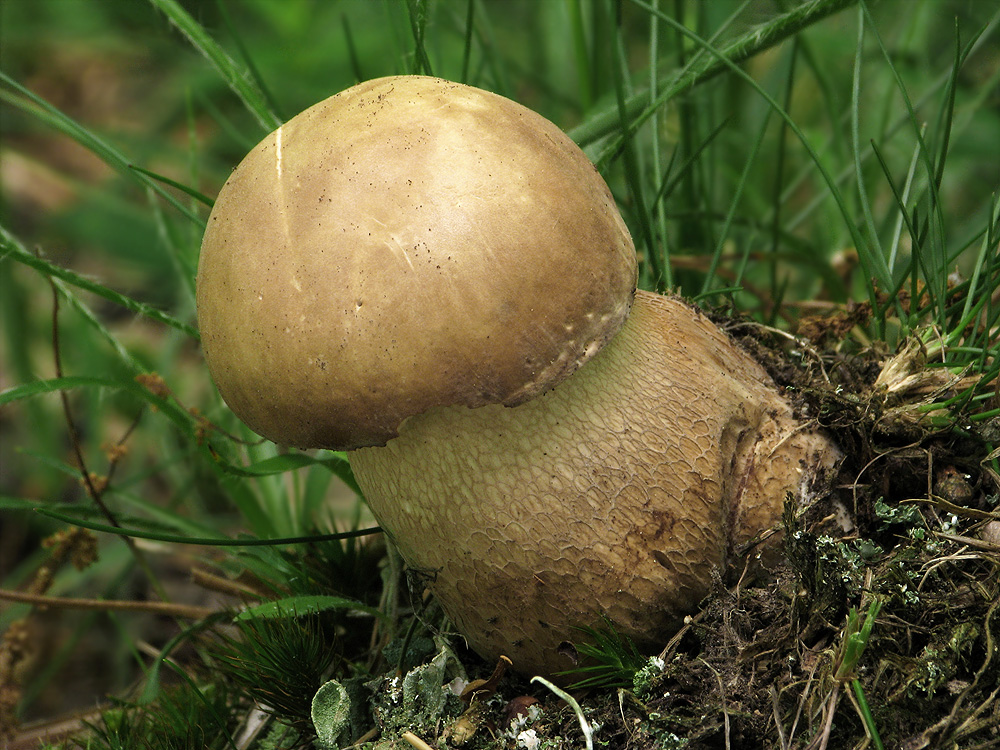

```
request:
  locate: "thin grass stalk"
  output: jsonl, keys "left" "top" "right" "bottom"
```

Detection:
{"left": 569, "top": 0, "right": 857, "bottom": 149}
{"left": 405, "top": 0, "right": 434, "bottom": 76}
{"left": 215, "top": 0, "right": 285, "bottom": 122}
{"left": 531, "top": 677, "right": 594, "bottom": 750}
{"left": 633, "top": 0, "right": 885, "bottom": 312}
{"left": 851, "top": 6, "right": 889, "bottom": 329}
{"left": 763, "top": 6, "right": 997, "bottom": 260}
{"left": 567, "top": 0, "right": 592, "bottom": 111}
{"left": 610, "top": 1, "right": 659, "bottom": 288}
{"left": 791, "top": 13, "right": 848, "bottom": 166}
{"left": 32, "top": 506, "right": 378, "bottom": 549}
{"left": 922, "top": 23, "right": 964, "bottom": 320}
{"left": 146, "top": 184, "right": 199, "bottom": 301}
{"left": 148, "top": 0, "right": 280, "bottom": 132}
{"left": 950, "top": 250, "right": 995, "bottom": 350}
{"left": 859, "top": 1, "right": 991, "bottom": 328}
{"left": 51, "top": 276, "right": 145, "bottom": 374}
{"left": 869, "top": 140, "right": 923, "bottom": 311}
{"left": 931, "top": 19, "right": 963, "bottom": 193}
{"left": 700, "top": 107, "right": 774, "bottom": 299}
{"left": 0, "top": 231, "right": 198, "bottom": 338}
{"left": 463, "top": 0, "right": 508, "bottom": 96}
{"left": 671, "top": 0, "right": 702, "bottom": 261}
{"left": 886, "top": 126, "right": 924, "bottom": 273}
{"left": 647, "top": 0, "right": 672, "bottom": 289}
{"left": 49, "top": 284, "right": 175, "bottom": 609}
{"left": 196, "top": 89, "right": 257, "bottom": 151}
{"left": 594, "top": 0, "right": 748, "bottom": 171}
{"left": 850, "top": 679, "right": 885, "bottom": 750}
{"left": 341, "top": 14, "right": 364, "bottom": 83}
{"left": 782, "top": 68, "right": 949, "bottom": 236}
{"left": 460, "top": 0, "right": 475, "bottom": 83}
{"left": 768, "top": 38, "right": 798, "bottom": 308}
{"left": 650, "top": 117, "right": 727, "bottom": 211}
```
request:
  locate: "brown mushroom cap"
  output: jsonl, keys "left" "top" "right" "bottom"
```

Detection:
{"left": 196, "top": 76, "right": 636, "bottom": 449}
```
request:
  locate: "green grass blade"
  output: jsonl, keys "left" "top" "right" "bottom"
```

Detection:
{"left": 651, "top": 116, "right": 727, "bottom": 209}
{"left": 609, "top": 2, "right": 659, "bottom": 288}
{"left": 858, "top": 0, "right": 995, "bottom": 327}
{"left": 947, "top": 198, "right": 1000, "bottom": 351}
{"left": 0, "top": 376, "right": 195, "bottom": 439}
{"left": 470, "top": 0, "right": 510, "bottom": 96}
{"left": 219, "top": 453, "right": 360, "bottom": 497}
{"left": 629, "top": 0, "right": 887, "bottom": 307}
{"left": 341, "top": 13, "right": 365, "bottom": 83}
{"left": 850, "top": 7, "right": 885, "bottom": 296}
{"left": 215, "top": 0, "right": 285, "bottom": 122}
{"left": 147, "top": 0, "right": 281, "bottom": 132}
{"left": 567, "top": 0, "right": 594, "bottom": 110}
{"left": 869, "top": 140, "right": 921, "bottom": 311}
{"left": 569, "top": 0, "right": 857, "bottom": 149}
{"left": 851, "top": 678, "right": 885, "bottom": 750}
{"left": 768, "top": 38, "right": 798, "bottom": 299}
{"left": 235, "top": 595, "right": 385, "bottom": 622}
{"left": 128, "top": 165, "right": 214, "bottom": 208}
{"left": 196, "top": 89, "right": 259, "bottom": 152}
{"left": 592, "top": 0, "right": 745, "bottom": 170}
{"left": 33, "top": 506, "right": 379, "bottom": 548}
{"left": 646, "top": 0, "right": 671, "bottom": 288}
{"left": 886, "top": 126, "right": 924, "bottom": 274}
{"left": 930, "top": 19, "right": 974, "bottom": 192}
{"left": 460, "top": 0, "right": 475, "bottom": 83}
{"left": 54, "top": 275, "right": 146, "bottom": 373}
{"left": 406, "top": 0, "right": 434, "bottom": 76}
{"left": 0, "top": 229, "right": 199, "bottom": 339}
{"left": 159, "top": 660, "right": 240, "bottom": 750}
{"left": 701, "top": 106, "right": 774, "bottom": 299}
{"left": 138, "top": 615, "right": 230, "bottom": 705}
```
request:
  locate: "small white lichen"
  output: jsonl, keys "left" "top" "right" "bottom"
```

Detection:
{"left": 516, "top": 728, "right": 540, "bottom": 749}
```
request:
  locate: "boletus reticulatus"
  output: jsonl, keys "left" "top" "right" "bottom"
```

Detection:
{"left": 196, "top": 75, "right": 840, "bottom": 677}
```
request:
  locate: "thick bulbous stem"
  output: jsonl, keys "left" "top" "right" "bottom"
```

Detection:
{"left": 350, "top": 291, "right": 839, "bottom": 677}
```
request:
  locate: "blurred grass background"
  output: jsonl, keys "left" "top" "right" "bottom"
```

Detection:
{"left": 1, "top": 0, "right": 999, "bottom": 744}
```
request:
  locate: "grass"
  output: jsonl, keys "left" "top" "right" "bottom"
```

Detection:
{"left": 1, "top": 0, "right": 999, "bottom": 748}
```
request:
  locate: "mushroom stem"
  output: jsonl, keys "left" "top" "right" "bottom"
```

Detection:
{"left": 350, "top": 290, "right": 839, "bottom": 677}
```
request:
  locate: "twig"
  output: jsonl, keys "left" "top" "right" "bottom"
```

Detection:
{"left": 400, "top": 731, "right": 435, "bottom": 750}
{"left": 49, "top": 279, "right": 130, "bottom": 542}
{"left": 814, "top": 682, "right": 841, "bottom": 750}
{"left": 9, "top": 707, "right": 108, "bottom": 750}
{"left": 0, "top": 587, "right": 216, "bottom": 620}
{"left": 46, "top": 276, "right": 175, "bottom": 606}
{"left": 769, "top": 685, "right": 788, "bottom": 750}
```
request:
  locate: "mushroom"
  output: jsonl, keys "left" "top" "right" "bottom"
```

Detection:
{"left": 196, "top": 75, "right": 839, "bottom": 677}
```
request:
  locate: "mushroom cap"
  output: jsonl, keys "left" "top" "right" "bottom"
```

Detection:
{"left": 196, "top": 76, "right": 637, "bottom": 449}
